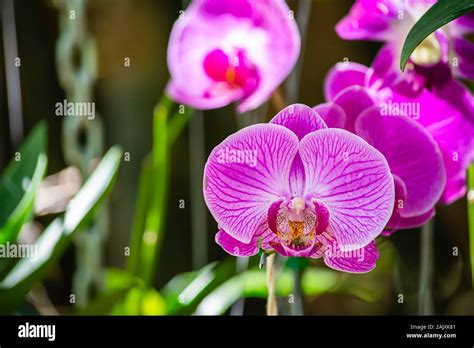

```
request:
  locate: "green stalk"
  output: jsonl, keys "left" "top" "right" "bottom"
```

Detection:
{"left": 418, "top": 219, "right": 434, "bottom": 315}
{"left": 128, "top": 94, "right": 193, "bottom": 284}
{"left": 468, "top": 164, "right": 474, "bottom": 287}
{"left": 168, "top": 107, "right": 193, "bottom": 147}
{"left": 126, "top": 155, "right": 152, "bottom": 274}
{"left": 189, "top": 110, "right": 208, "bottom": 269}
{"left": 138, "top": 94, "right": 173, "bottom": 285}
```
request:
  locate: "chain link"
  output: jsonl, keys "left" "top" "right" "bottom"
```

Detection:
{"left": 55, "top": 0, "right": 104, "bottom": 173}
{"left": 54, "top": 0, "right": 107, "bottom": 306}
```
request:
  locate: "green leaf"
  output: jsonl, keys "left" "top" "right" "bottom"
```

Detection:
{"left": 109, "top": 286, "right": 166, "bottom": 315}
{"left": 0, "top": 123, "right": 47, "bottom": 244}
{"left": 161, "top": 258, "right": 237, "bottom": 315}
{"left": 0, "top": 146, "right": 122, "bottom": 312}
{"left": 63, "top": 146, "right": 122, "bottom": 234}
{"left": 78, "top": 268, "right": 166, "bottom": 315}
{"left": 400, "top": 0, "right": 474, "bottom": 70}
{"left": 76, "top": 269, "right": 143, "bottom": 315}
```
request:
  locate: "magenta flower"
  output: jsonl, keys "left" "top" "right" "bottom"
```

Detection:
{"left": 336, "top": 0, "right": 474, "bottom": 79}
{"left": 314, "top": 95, "right": 445, "bottom": 231}
{"left": 381, "top": 47, "right": 473, "bottom": 205}
{"left": 203, "top": 104, "right": 395, "bottom": 273}
{"left": 321, "top": 56, "right": 474, "bottom": 221}
{"left": 166, "top": 0, "right": 300, "bottom": 112}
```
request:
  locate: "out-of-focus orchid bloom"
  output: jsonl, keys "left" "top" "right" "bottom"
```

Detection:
{"left": 166, "top": 0, "right": 300, "bottom": 113}
{"left": 315, "top": 97, "right": 445, "bottom": 231}
{"left": 336, "top": 0, "right": 474, "bottom": 80}
{"left": 322, "top": 57, "right": 473, "bottom": 215}
{"left": 204, "top": 104, "right": 394, "bottom": 273}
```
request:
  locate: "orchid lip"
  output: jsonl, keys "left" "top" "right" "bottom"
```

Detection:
{"left": 203, "top": 48, "right": 259, "bottom": 96}
{"left": 267, "top": 196, "right": 331, "bottom": 257}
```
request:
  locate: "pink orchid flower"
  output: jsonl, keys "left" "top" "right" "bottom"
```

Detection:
{"left": 320, "top": 56, "right": 474, "bottom": 220}
{"left": 166, "top": 0, "right": 300, "bottom": 112}
{"left": 336, "top": 0, "right": 474, "bottom": 80}
{"left": 203, "top": 104, "right": 395, "bottom": 273}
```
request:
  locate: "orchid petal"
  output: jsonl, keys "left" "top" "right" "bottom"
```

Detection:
{"left": 167, "top": 0, "right": 300, "bottom": 112}
{"left": 355, "top": 107, "right": 446, "bottom": 216}
{"left": 299, "top": 128, "right": 394, "bottom": 251}
{"left": 324, "top": 62, "right": 368, "bottom": 101}
{"left": 270, "top": 104, "right": 327, "bottom": 140}
{"left": 216, "top": 229, "right": 276, "bottom": 256}
{"left": 313, "top": 103, "right": 347, "bottom": 129}
{"left": 332, "top": 86, "right": 375, "bottom": 132}
{"left": 336, "top": 0, "right": 401, "bottom": 42}
{"left": 204, "top": 124, "right": 299, "bottom": 243}
{"left": 323, "top": 236, "right": 379, "bottom": 273}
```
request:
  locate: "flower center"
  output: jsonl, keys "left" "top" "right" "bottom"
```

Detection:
{"left": 203, "top": 48, "right": 259, "bottom": 96}
{"left": 411, "top": 34, "right": 441, "bottom": 66}
{"left": 269, "top": 197, "right": 330, "bottom": 251}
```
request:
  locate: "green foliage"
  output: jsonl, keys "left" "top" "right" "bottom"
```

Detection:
{"left": 194, "top": 267, "right": 339, "bottom": 315}
{"left": 161, "top": 258, "right": 237, "bottom": 315}
{"left": 127, "top": 156, "right": 152, "bottom": 275}
{"left": 400, "top": 0, "right": 474, "bottom": 70}
{"left": 127, "top": 96, "right": 194, "bottom": 285}
{"left": 77, "top": 268, "right": 166, "bottom": 315}
{"left": 0, "top": 123, "right": 47, "bottom": 245}
{"left": 135, "top": 95, "right": 171, "bottom": 284}
{"left": 0, "top": 144, "right": 122, "bottom": 313}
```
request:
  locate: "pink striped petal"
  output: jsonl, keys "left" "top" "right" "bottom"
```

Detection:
{"left": 204, "top": 124, "right": 299, "bottom": 243}
{"left": 323, "top": 236, "right": 379, "bottom": 273}
{"left": 270, "top": 104, "right": 327, "bottom": 140}
{"left": 215, "top": 229, "right": 276, "bottom": 256}
{"left": 299, "top": 128, "right": 394, "bottom": 251}
{"left": 270, "top": 104, "right": 329, "bottom": 197}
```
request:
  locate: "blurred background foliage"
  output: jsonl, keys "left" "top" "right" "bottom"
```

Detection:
{"left": 0, "top": 0, "right": 473, "bottom": 315}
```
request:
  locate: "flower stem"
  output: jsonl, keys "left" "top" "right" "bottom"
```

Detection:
{"left": 468, "top": 164, "right": 474, "bottom": 288}
{"left": 188, "top": 110, "right": 208, "bottom": 269}
{"left": 291, "top": 268, "right": 304, "bottom": 315}
{"left": 266, "top": 253, "right": 278, "bottom": 315}
{"left": 418, "top": 219, "right": 434, "bottom": 315}
{"left": 128, "top": 102, "right": 193, "bottom": 278}
{"left": 230, "top": 257, "right": 249, "bottom": 316}
{"left": 270, "top": 87, "right": 286, "bottom": 113}
{"left": 127, "top": 155, "right": 152, "bottom": 274}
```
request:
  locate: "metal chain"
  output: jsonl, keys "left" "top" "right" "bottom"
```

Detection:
{"left": 54, "top": 0, "right": 107, "bottom": 307}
